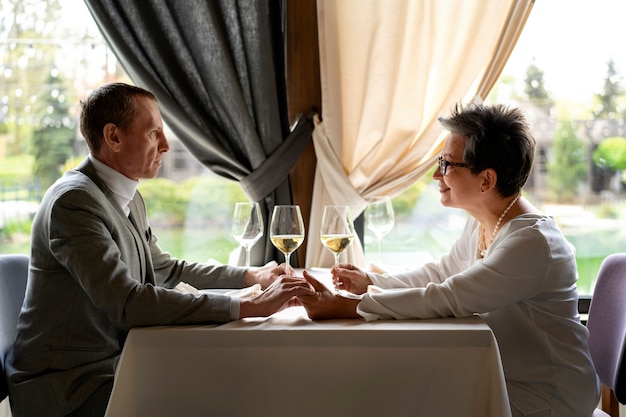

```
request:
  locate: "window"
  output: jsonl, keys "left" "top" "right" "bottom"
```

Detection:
{"left": 2, "top": 0, "right": 625, "bottom": 297}
{"left": 0, "top": 0, "right": 243, "bottom": 264}
{"left": 375, "top": 0, "right": 626, "bottom": 296}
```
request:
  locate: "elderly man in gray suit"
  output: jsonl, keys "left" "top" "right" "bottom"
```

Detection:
{"left": 6, "top": 83, "right": 314, "bottom": 417}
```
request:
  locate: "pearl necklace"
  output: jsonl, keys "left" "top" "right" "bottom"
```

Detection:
{"left": 479, "top": 194, "right": 520, "bottom": 258}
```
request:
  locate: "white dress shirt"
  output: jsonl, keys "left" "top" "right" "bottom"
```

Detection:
{"left": 89, "top": 154, "right": 137, "bottom": 216}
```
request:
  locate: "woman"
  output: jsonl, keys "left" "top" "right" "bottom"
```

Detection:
{"left": 299, "top": 101, "right": 600, "bottom": 417}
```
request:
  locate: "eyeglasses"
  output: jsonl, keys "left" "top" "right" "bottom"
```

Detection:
{"left": 438, "top": 155, "right": 470, "bottom": 176}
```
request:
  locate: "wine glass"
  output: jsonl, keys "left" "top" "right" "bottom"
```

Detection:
{"left": 320, "top": 205, "right": 355, "bottom": 265}
{"left": 232, "top": 202, "right": 264, "bottom": 267}
{"left": 365, "top": 196, "right": 395, "bottom": 263}
{"left": 270, "top": 205, "right": 305, "bottom": 267}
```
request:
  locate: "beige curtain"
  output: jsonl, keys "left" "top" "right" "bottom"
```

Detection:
{"left": 307, "top": 0, "right": 534, "bottom": 268}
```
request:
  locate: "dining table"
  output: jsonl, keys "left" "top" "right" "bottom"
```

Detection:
{"left": 104, "top": 269, "right": 512, "bottom": 417}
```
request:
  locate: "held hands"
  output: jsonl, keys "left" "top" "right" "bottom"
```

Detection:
{"left": 239, "top": 274, "right": 314, "bottom": 318}
{"left": 331, "top": 263, "right": 372, "bottom": 295}
{"left": 240, "top": 263, "right": 367, "bottom": 320}
{"left": 298, "top": 271, "right": 361, "bottom": 320}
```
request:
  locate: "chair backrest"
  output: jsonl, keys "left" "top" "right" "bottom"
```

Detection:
{"left": 0, "top": 254, "right": 29, "bottom": 403}
{"left": 587, "top": 253, "right": 626, "bottom": 405}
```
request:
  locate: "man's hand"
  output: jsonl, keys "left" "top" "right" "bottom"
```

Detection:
{"left": 239, "top": 275, "right": 314, "bottom": 318}
{"left": 243, "top": 262, "right": 295, "bottom": 289}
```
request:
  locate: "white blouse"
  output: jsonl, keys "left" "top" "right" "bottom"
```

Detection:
{"left": 358, "top": 214, "right": 600, "bottom": 417}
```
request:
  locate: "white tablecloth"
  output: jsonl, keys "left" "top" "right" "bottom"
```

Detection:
{"left": 105, "top": 307, "right": 511, "bottom": 417}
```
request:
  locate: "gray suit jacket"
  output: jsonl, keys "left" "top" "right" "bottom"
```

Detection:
{"left": 7, "top": 158, "right": 245, "bottom": 416}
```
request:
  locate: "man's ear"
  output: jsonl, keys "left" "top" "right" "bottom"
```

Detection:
{"left": 102, "top": 123, "right": 121, "bottom": 152}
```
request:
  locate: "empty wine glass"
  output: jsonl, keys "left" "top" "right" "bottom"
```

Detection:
{"left": 270, "top": 205, "right": 305, "bottom": 267}
{"left": 320, "top": 205, "right": 355, "bottom": 265}
{"left": 365, "top": 196, "right": 395, "bottom": 263}
{"left": 232, "top": 202, "right": 264, "bottom": 267}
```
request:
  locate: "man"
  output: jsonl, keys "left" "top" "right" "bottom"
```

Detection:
{"left": 6, "top": 83, "right": 313, "bottom": 417}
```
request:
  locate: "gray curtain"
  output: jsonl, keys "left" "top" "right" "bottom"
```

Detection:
{"left": 83, "top": 0, "right": 314, "bottom": 266}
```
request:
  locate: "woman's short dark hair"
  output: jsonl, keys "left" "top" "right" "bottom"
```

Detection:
{"left": 438, "top": 99, "right": 536, "bottom": 197}
{"left": 79, "top": 83, "right": 157, "bottom": 153}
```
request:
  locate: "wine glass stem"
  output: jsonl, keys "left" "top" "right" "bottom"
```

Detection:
{"left": 377, "top": 237, "right": 382, "bottom": 264}
{"left": 285, "top": 252, "right": 291, "bottom": 268}
{"left": 334, "top": 253, "right": 340, "bottom": 266}
{"left": 245, "top": 247, "right": 251, "bottom": 268}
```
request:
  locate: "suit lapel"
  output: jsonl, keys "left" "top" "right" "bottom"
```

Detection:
{"left": 128, "top": 199, "right": 156, "bottom": 285}
{"left": 76, "top": 158, "right": 156, "bottom": 286}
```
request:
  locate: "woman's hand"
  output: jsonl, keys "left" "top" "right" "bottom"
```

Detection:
{"left": 331, "top": 263, "right": 372, "bottom": 295}
{"left": 298, "top": 270, "right": 361, "bottom": 320}
{"left": 239, "top": 275, "right": 314, "bottom": 318}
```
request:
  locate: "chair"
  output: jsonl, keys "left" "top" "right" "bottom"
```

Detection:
{"left": 0, "top": 254, "right": 29, "bottom": 404}
{"left": 587, "top": 253, "right": 626, "bottom": 417}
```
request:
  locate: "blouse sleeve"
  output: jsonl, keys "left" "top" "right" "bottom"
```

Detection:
{"left": 358, "top": 217, "right": 561, "bottom": 321}
{"left": 368, "top": 218, "right": 478, "bottom": 288}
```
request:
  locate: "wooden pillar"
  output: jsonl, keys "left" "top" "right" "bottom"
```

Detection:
{"left": 285, "top": 0, "right": 321, "bottom": 267}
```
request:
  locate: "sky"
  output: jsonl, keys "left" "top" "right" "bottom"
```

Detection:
{"left": 502, "top": 0, "right": 626, "bottom": 103}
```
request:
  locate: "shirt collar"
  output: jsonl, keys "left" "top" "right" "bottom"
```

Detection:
{"left": 89, "top": 154, "right": 139, "bottom": 215}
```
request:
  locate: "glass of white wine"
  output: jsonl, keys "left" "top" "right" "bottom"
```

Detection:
{"left": 320, "top": 205, "right": 355, "bottom": 265}
{"left": 365, "top": 196, "right": 395, "bottom": 264}
{"left": 232, "top": 202, "right": 264, "bottom": 268}
{"left": 270, "top": 205, "right": 305, "bottom": 267}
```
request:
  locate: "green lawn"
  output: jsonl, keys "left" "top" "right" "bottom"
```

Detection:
{"left": 154, "top": 228, "right": 237, "bottom": 264}
{"left": 0, "top": 221, "right": 609, "bottom": 296}
{"left": 0, "top": 157, "right": 617, "bottom": 296}
{"left": 0, "top": 155, "right": 34, "bottom": 182}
